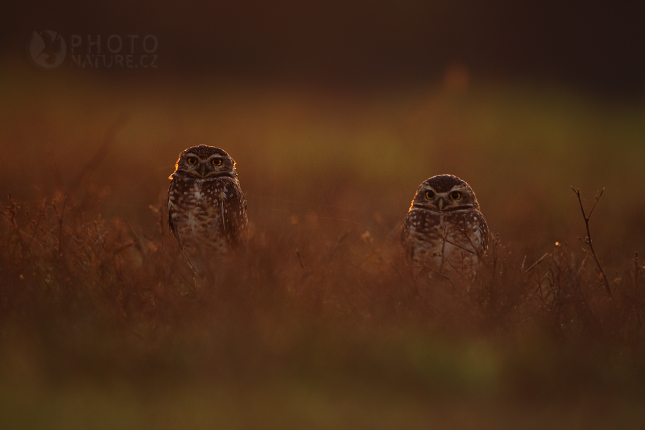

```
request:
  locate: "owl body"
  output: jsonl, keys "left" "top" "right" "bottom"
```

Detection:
{"left": 168, "top": 145, "right": 247, "bottom": 275}
{"left": 401, "top": 175, "right": 488, "bottom": 277}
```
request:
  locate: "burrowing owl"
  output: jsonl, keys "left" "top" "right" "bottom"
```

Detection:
{"left": 401, "top": 174, "right": 488, "bottom": 277}
{"left": 167, "top": 145, "right": 248, "bottom": 275}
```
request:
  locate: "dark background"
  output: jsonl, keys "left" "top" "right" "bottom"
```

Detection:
{"left": 3, "top": 0, "right": 644, "bottom": 99}
{"left": 2, "top": 2, "right": 645, "bottom": 428}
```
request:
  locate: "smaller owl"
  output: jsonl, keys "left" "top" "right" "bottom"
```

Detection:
{"left": 167, "top": 145, "right": 248, "bottom": 276}
{"left": 401, "top": 174, "right": 488, "bottom": 278}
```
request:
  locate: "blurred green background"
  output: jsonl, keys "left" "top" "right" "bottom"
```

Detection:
{"left": 2, "top": 64, "right": 644, "bottom": 262}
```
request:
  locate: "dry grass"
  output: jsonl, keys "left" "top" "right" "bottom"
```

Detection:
{"left": 1, "top": 66, "right": 645, "bottom": 428}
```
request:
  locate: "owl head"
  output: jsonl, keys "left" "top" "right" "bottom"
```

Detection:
{"left": 410, "top": 174, "right": 480, "bottom": 212}
{"left": 170, "top": 145, "right": 238, "bottom": 180}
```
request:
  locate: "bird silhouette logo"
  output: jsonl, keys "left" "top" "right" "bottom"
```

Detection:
{"left": 28, "top": 31, "right": 67, "bottom": 69}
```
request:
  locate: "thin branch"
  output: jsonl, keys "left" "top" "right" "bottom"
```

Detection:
{"left": 296, "top": 248, "right": 305, "bottom": 270}
{"left": 326, "top": 231, "right": 349, "bottom": 264}
{"left": 25, "top": 198, "right": 47, "bottom": 254}
{"left": 53, "top": 197, "right": 66, "bottom": 257}
{"left": 576, "top": 254, "right": 589, "bottom": 276}
{"left": 522, "top": 253, "right": 550, "bottom": 275}
{"left": 634, "top": 252, "right": 640, "bottom": 291}
{"left": 571, "top": 186, "right": 612, "bottom": 298}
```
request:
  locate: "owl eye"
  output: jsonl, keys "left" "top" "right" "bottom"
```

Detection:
{"left": 212, "top": 158, "right": 222, "bottom": 166}
{"left": 187, "top": 157, "right": 197, "bottom": 165}
{"left": 450, "top": 191, "right": 462, "bottom": 200}
{"left": 425, "top": 190, "right": 435, "bottom": 199}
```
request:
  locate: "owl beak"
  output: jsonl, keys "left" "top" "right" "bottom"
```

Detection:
{"left": 438, "top": 198, "right": 445, "bottom": 210}
{"left": 199, "top": 164, "right": 207, "bottom": 177}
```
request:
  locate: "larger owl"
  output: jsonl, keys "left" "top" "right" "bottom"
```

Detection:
{"left": 167, "top": 145, "right": 248, "bottom": 275}
{"left": 401, "top": 175, "right": 488, "bottom": 277}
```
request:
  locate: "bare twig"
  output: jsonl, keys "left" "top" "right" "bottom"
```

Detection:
{"left": 25, "top": 198, "right": 47, "bottom": 254}
{"left": 4, "top": 194, "right": 20, "bottom": 228}
{"left": 53, "top": 197, "right": 66, "bottom": 257}
{"left": 522, "top": 253, "right": 550, "bottom": 275}
{"left": 571, "top": 187, "right": 612, "bottom": 298}
{"left": 296, "top": 248, "right": 305, "bottom": 270}
{"left": 326, "top": 231, "right": 349, "bottom": 264}
{"left": 576, "top": 254, "right": 589, "bottom": 276}
{"left": 634, "top": 252, "right": 640, "bottom": 291}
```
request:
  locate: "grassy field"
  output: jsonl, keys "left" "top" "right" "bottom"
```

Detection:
{"left": 1, "top": 61, "right": 645, "bottom": 428}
